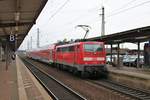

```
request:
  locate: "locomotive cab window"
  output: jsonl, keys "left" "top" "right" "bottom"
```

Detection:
{"left": 84, "top": 44, "right": 103, "bottom": 52}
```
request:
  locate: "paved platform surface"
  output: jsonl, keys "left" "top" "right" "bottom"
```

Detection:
{"left": 0, "top": 60, "right": 18, "bottom": 100}
{"left": 107, "top": 64, "right": 150, "bottom": 80}
{"left": 0, "top": 56, "right": 52, "bottom": 100}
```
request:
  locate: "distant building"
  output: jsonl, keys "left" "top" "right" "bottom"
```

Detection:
{"left": 106, "top": 48, "right": 143, "bottom": 55}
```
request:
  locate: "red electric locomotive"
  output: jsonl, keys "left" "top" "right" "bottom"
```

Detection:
{"left": 55, "top": 41, "right": 106, "bottom": 77}
{"left": 27, "top": 41, "right": 107, "bottom": 78}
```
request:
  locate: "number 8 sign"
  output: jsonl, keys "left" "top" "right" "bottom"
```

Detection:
{"left": 9, "top": 35, "right": 15, "bottom": 42}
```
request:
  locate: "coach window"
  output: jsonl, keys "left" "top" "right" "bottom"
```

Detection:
{"left": 61, "top": 48, "right": 64, "bottom": 52}
{"left": 76, "top": 45, "right": 80, "bottom": 52}
{"left": 69, "top": 46, "right": 74, "bottom": 52}
{"left": 66, "top": 47, "right": 69, "bottom": 52}
{"left": 61, "top": 47, "right": 68, "bottom": 52}
{"left": 62, "top": 47, "right": 64, "bottom": 52}
{"left": 57, "top": 48, "right": 60, "bottom": 52}
{"left": 60, "top": 48, "right": 63, "bottom": 52}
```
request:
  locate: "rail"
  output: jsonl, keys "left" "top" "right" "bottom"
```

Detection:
{"left": 89, "top": 79, "right": 150, "bottom": 100}
{"left": 21, "top": 57, "right": 87, "bottom": 100}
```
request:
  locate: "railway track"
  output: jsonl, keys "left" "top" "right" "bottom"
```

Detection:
{"left": 21, "top": 58, "right": 87, "bottom": 100}
{"left": 21, "top": 56, "right": 150, "bottom": 100}
{"left": 88, "top": 80, "right": 150, "bottom": 100}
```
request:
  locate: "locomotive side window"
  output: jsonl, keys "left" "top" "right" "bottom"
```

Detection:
{"left": 57, "top": 46, "right": 75, "bottom": 52}
{"left": 84, "top": 44, "right": 103, "bottom": 52}
{"left": 62, "top": 47, "right": 68, "bottom": 52}
{"left": 68, "top": 46, "right": 74, "bottom": 52}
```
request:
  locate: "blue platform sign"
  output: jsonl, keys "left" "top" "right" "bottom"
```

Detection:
{"left": 9, "top": 34, "right": 15, "bottom": 42}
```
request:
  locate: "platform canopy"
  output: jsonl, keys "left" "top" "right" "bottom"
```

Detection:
{"left": 86, "top": 26, "right": 150, "bottom": 44}
{"left": 0, "top": 0, "right": 48, "bottom": 49}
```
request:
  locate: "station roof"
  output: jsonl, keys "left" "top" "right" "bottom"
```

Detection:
{"left": 86, "top": 25, "right": 150, "bottom": 44}
{"left": 0, "top": 0, "right": 48, "bottom": 48}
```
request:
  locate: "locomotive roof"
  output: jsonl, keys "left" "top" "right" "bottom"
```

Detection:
{"left": 27, "top": 41, "right": 103, "bottom": 52}
{"left": 56, "top": 41, "right": 103, "bottom": 48}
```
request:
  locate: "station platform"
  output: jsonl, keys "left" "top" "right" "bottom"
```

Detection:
{"left": 0, "top": 56, "right": 52, "bottom": 100}
{"left": 107, "top": 65, "right": 150, "bottom": 79}
{"left": 106, "top": 64, "right": 150, "bottom": 91}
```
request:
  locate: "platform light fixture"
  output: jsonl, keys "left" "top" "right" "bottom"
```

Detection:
{"left": 15, "top": 26, "right": 19, "bottom": 32}
{"left": 135, "top": 36, "right": 148, "bottom": 40}
{"left": 113, "top": 39, "right": 122, "bottom": 42}
{"left": 14, "top": 12, "right": 20, "bottom": 21}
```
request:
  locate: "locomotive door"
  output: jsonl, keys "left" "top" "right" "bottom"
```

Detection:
{"left": 74, "top": 45, "right": 80, "bottom": 64}
{"left": 49, "top": 50, "right": 53, "bottom": 63}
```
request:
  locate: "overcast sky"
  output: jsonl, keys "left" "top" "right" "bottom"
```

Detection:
{"left": 19, "top": 0, "right": 150, "bottom": 50}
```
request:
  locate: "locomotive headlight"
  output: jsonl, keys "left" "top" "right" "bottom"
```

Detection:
{"left": 83, "top": 57, "right": 93, "bottom": 61}
{"left": 97, "top": 57, "right": 105, "bottom": 61}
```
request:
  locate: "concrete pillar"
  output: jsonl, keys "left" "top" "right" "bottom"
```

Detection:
{"left": 15, "top": 34, "right": 18, "bottom": 51}
{"left": 137, "top": 42, "right": 140, "bottom": 68}
{"left": 0, "top": 43, "right": 2, "bottom": 61}
{"left": 117, "top": 43, "right": 120, "bottom": 66}
{"left": 5, "top": 42, "right": 9, "bottom": 70}
{"left": 110, "top": 44, "right": 113, "bottom": 63}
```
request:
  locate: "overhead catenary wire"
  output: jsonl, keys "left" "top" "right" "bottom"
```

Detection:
{"left": 22, "top": 0, "right": 150, "bottom": 50}
{"left": 110, "top": 0, "right": 137, "bottom": 14}
{"left": 39, "top": 0, "right": 102, "bottom": 31}
{"left": 46, "top": 0, "right": 150, "bottom": 27}
{"left": 39, "top": 0, "right": 150, "bottom": 38}
{"left": 118, "top": 0, "right": 137, "bottom": 9}
{"left": 41, "top": 6, "right": 100, "bottom": 30}
{"left": 49, "top": 0, "right": 70, "bottom": 21}
{"left": 39, "top": 0, "right": 70, "bottom": 28}
{"left": 107, "top": 0, "right": 150, "bottom": 18}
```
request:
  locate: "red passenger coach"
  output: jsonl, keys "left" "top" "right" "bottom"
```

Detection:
{"left": 27, "top": 44, "right": 56, "bottom": 64}
{"left": 55, "top": 41, "right": 106, "bottom": 77}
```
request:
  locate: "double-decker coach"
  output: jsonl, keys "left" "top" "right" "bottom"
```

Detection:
{"left": 27, "top": 44, "right": 56, "bottom": 64}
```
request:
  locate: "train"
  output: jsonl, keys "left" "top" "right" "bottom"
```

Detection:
{"left": 27, "top": 41, "right": 107, "bottom": 78}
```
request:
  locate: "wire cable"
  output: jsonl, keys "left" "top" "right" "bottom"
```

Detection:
{"left": 49, "top": 0, "right": 70, "bottom": 21}
{"left": 107, "top": 0, "right": 150, "bottom": 18}
{"left": 110, "top": 0, "right": 137, "bottom": 13}
{"left": 38, "top": 0, "right": 70, "bottom": 28}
